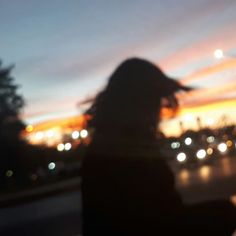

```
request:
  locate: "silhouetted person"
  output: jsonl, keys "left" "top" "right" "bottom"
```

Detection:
{"left": 81, "top": 58, "right": 236, "bottom": 235}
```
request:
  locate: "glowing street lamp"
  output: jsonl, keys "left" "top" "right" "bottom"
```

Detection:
{"left": 80, "top": 129, "right": 88, "bottom": 138}
{"left": 26, "top": 125, "right": 34, "bottom": 133}
{"left": 48, "top": 162, "right": 56, "bottom": 170}
{"left": 184, "top": 137, "right": 192, "bottom": 146}
{"left": 57, "top": 143, "right": 65, "bottom": 152}
{"left": 65, "top": 142, "right": 72, "bottom": 151}
{"left": 72, "top": 130, "right": 80, "bottom": 139}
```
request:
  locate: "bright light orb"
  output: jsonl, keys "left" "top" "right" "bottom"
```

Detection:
{"left": 26, "top": 125, "right": 34, "bottom": 132}
{"left": 57, "top": 143, "right": 65, "bottom": 152}
{"left": 207, "top": 148, "right": 213, "bottom": 155}
{"left": 80, "top": 129, "right": 88, "bottom": 138}
{"left": 46, "top": 130, "right": 54, "bottom": 138}
{"left": 206, "top": 118, "right": 214, "bottom": 126}
{"left": 226, "top": 140, "right": 233, "bottom": 147}
{"left": 184, "top": 114, "right": 194, "bottom": 122}
{"left": 72, "top": 131, "right": 80, "bottom": 139}
{"left": 218, "top": 143, "right": 227, "bottom": 153}
{"left": 65, "top": 142, "right": 72, "bottom": 151}
{"left": 48, "top": 162, "right": 56, "bottom": 170}
{"left": 171, "top": 142, "right": 180, "bottom": 149}
{"left": 177, "top": 152, "right": 187, "bottom": 162}
{"left": 196, "top": 149, "right": 207, "bottom": 159}
{"left": 207, "top": 136, "right": 215, "bottom": 143}
{"left": 184, "top": 137, "right": 192, "bottom": 146}
{"left": 6, "top": 170, "right": 13, "bottom": 177}
{"left": 214, "top": 49, "right": 224, "bottom": 59}
{"left": 35, "top": 131, "right": 44, "bottom": 140}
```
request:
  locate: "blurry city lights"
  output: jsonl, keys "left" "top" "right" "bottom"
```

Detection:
{"left": 177, "top": 152, "right": 187, "bottom": 162}
{"left": 64, "top": 142, "right": 72, "bottom": 151}
{"left": 171, "top": 142, "right": 180, "bottom": 149}
{"left": 35, "top": 131, "right": 44, "bottom": 140}
{"left": 222, "top": 158, "right": 232, "bottom": 176}
{"left": 72, "top": 131, "right": 80, "bottom": 139}
{"left": 184, "top": 114, "right": 194, "bottom": 122}
{"left": 226, "top": 140, "right": 233, "bottom": 147}
{"left": 184, "top": 137, "right": 192, "bottom": 146}
{"left": 179, "top": 169, "right": 190, "bottom": 185}
{"left": 6, "top": 170, "right": 13, "bottom": 177}
{"left": 206, "top": 118, "right": 214, "bottom": 126}
{"left": 230, "top": 195, "right": 236, "bottom": 207}
{"left": 80, "top": 129, "right": 88, "bottom": 138}
{"left": 218, "top": 143, "right": 227, "bottom": 153}
{"left": 46, "top": 130, "right": 54, "bottom": 138}
{"left": 214, "top": 49, "right": 224, "bottom": 59}
{"left": 207, "top": 136, "right": 215, "bottom": 143}
{"left": 48, "top": 162, "right": 56, "bottom": 170}
{"left": 199, "top": 166, "right": 211, "bottom": 182}
{"left": 196, "top": 149, "right": 207, "bottom": 159}
{"left": 57, "top": 143, "right": 65, "bottom": 152}
{"left": 207, "top": 148, "right": 213, "bottom": 155}
{"left": 26, "top": 125, "right": 34, "bottom": 133}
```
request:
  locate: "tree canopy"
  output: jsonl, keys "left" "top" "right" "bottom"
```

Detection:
{"left": 0, "top": 60, "right": 25, "bottom": 142}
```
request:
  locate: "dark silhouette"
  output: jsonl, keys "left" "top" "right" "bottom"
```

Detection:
{"left": 81, "top": 58, "right": 236, "bottom": 235}
{"left": 0, "top": 60, "right": 25, "bottom": 186}
{"left": 0, "top": 61, "right": 24, "bottom": 131}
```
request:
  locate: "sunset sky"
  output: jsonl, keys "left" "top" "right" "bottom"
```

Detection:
{"left": 1, "top": 0, "right": 236, "bottom": 135}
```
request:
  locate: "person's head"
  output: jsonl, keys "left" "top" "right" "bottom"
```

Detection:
{"left": 86, "top": 58, "right": 191, "bottom": 138}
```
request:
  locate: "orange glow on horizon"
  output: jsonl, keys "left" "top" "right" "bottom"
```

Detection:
{"left": 26, "top": 125, "right": 34, "bottom": 133}
{"left": 178, "top": 98, "right": 236, "bottom": 117}
{"left": 161, "top": 97, "right": 236, "bottom": 137}
{"left": 30, "top": 115, "right": 89, "bottom": 132}
{"left": 22, "top": 97, "right": 236, "bottom": 140}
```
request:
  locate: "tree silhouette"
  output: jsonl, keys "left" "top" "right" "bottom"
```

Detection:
{"left": 0, "top": 60, "right": 25, "bottom": 186}
{"left": 0, "top": 60, "right": 25, "bottom": 144}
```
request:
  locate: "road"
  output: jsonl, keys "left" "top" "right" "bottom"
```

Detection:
{"left": 1, "top": 156, "right": 236, "bottom": 235}
{"left": 172, "top": 156, "right": 236, "bottom": 203}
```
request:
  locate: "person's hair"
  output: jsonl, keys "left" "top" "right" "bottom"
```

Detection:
{"left": 86, "top": 58, "right": 182, "bottom": 139}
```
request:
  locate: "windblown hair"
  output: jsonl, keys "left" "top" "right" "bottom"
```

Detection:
{"left": 86, "top": 58, "right": 184, "bottom": 137}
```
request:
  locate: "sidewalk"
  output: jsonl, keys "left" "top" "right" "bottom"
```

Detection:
{"left": 0, "top": 188, "right": 82, "bottom": 236}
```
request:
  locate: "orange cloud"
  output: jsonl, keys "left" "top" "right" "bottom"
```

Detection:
{"left": 179, "top": 98, "right": 236, "bottom": 116}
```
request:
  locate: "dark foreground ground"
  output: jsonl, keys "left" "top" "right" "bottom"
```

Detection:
{"left": 1, "top": 156, "right": 236, "bottom": 236}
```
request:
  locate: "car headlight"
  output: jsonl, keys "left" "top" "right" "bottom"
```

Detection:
{"left": 177, "top": 152, "right": 187, "bottom": 162}
{"left": 196, "top": 149, "right": 207, "bottom": 159}
{"left": 217, "top": 143, "right": 227, "bottom": 153}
